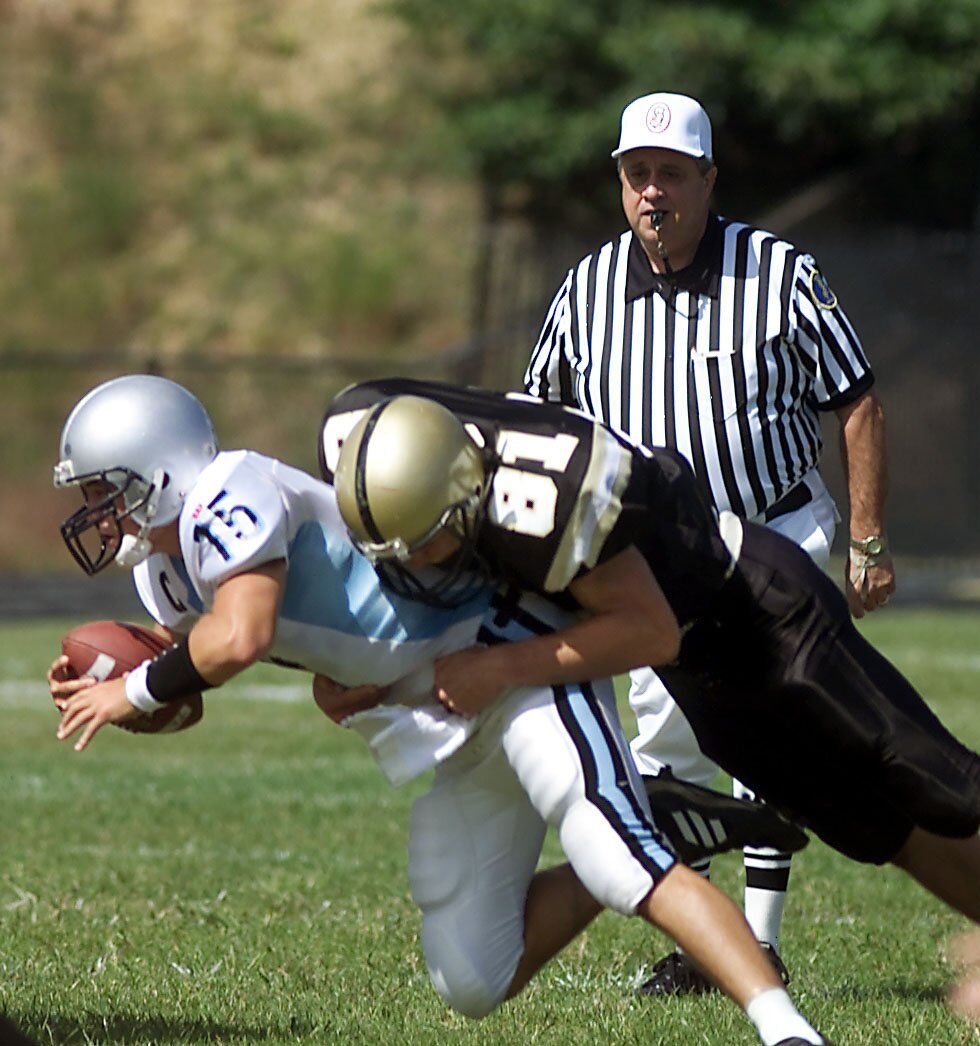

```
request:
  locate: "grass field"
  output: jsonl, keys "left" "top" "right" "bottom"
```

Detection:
{"left": 1, "top": 609, "right": 978, "bottom": 1045}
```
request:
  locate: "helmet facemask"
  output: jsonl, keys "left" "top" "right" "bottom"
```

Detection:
{"left": 364, "top": 487, "right": 495, "bottom": 610}
{"left": 56, "top": 465, "right": 164, "bottom": 575}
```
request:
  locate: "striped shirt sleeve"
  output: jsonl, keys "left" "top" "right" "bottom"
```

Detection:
{"left": 790, "top": 254, "right": 874, "bottom": 410}
{"left": 524, "top": 269, "right": 576, "bottom": 404}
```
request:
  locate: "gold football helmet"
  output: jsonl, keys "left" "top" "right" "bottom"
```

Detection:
{"left": 333, "top": 395, "right": 491, "bottom": 606}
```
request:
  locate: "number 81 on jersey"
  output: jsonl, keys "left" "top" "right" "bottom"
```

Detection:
{"left": 488, "top": 429, "right": 578, "bottom": 538}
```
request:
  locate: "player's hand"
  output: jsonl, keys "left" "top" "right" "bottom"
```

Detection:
{"left": 433, "top": 645, "right": 511, "bottom": 718}
{"left": 47, "top": 653, "right": 96, "bottom": 712}
{"left": 846, "top": 553, "right": 896, "bottom": 618}
{"left": 56, "top": 677, "right": 139, "bottom": 751}
{"left": 312, "top": 674, "right": 388, "bottom": 724}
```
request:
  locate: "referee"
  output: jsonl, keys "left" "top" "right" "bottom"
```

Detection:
{"left": 524, "top": 91, "right": 897, "bottom": 996}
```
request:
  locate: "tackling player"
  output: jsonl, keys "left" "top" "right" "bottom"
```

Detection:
{"left": 321, "top": 377, "right": 980, "bottom": 936}
{"left": 48, "top": 374, "right": 831, "bottom": 1046}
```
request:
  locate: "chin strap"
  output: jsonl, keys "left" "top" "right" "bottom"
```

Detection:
{"left": 114, "top": 468, "right": 165, "bottom": 569}
{"left": 115, "top": 533, "right": 153, "bottom": 568}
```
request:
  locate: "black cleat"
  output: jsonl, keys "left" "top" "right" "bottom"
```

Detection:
{"left": 643, "top": 768, "right": 809, "bottom": 865}
{"left": 761, "top": 942, "right": 791, "bottom": 986}
{"left": 774, "top": 1039, "right": 835, "bottom": 1045}
{"left": 637, "top": 944, "right": 791, "bottom": 998}
{"left": 637, "top": 950, "right": 714, "bottom": 996}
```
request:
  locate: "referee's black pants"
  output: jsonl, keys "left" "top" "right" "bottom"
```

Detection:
{"left": 658, "top": 521, "right": 980, "bottom": 865}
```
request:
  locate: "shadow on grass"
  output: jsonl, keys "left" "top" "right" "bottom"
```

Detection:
{"left": 12, "top": 1012, "right": 324, "bottom": 1044}
{"left": 824, "top": 982, "right": 947, "bottom": 1004}
{"left": 1, "top": 1013, "right": 38, "bottom": 1046}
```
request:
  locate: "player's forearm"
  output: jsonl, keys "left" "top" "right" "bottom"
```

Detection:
{"left": 122, "top": 604, "right": 272, "bottom": 716}
{"left": 838, "top": 391, "right": 889, "bottom": 538}
{"left": 489, "top": 608, "right": 677, "bottom": 692}
{"left": 186, "top": 612, "right": 272, "bottom": 685}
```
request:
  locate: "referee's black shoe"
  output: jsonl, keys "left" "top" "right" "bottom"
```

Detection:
{"left": 637, "top": 943, "right": 791, "bottom": 997}
{"left": 642, "top": 768, "right": 808, "bottom": 865}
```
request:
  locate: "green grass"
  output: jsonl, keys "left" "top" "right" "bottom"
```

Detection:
{"left": 1, "top": 610, "right": 978, "bottom": 1044}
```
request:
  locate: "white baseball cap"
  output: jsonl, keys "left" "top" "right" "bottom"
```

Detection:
{"left": 611, "top": 92, "right": 713, "bottom": 163}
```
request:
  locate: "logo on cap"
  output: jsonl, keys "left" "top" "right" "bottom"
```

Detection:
{"left": 646, "top": 103, "right": 671, "bottom": 134}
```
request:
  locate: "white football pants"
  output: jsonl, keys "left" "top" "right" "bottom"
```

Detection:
{"left": 409, "top": 676, "right": 676, "bottom": 1019}
{"left": 629, "top": 471, "right": 838, "bottom": 783}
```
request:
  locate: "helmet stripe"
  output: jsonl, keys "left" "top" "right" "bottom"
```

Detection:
{"left": 354, "top": 401, "right": 389, "bottom": 544}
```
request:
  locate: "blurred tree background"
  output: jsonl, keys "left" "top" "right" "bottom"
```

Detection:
{"left": 387, "top": 0, "right": 980, "bottom": 228}
{"left": 2, "top": 0, "right": 979, "bottom": 571}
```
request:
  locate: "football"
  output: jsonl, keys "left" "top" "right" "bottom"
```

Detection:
{"left": 60, "top": 620, "right": 204, "bottom": 734}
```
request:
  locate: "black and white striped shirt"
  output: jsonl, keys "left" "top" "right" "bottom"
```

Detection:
{"left": 524, "top": 214, "right": 874, "bottom": 519}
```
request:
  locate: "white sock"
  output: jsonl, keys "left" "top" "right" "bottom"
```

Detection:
{"left": 743, "top": 882, "right": 787, "bottom": 950}
{"left": 745, "top": 987, "right": 822, "bottom": 1045}
{"left": 733, "top": 779, "right": 792, "bottom": 951}
{"left": 743, "top": 848, "right": 791, "bottom": 949}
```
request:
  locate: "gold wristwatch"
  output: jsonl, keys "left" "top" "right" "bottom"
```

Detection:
{"left": 849, "top": 535, "right": 888, "bottom": 558}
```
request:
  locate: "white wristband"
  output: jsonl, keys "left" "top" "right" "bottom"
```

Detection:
{"left": 124, "top": 660, "right": 167, "bottom": 713}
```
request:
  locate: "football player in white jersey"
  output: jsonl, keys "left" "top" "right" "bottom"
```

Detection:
{"left": 48, "top": 375, "right": 831, "bottom": 1046}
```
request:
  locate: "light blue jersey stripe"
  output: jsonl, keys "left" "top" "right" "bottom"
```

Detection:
{"left": 280, "top": 522, "right": 493, "bottom": 642}
{"left": 563, "top": 684, "right": 675, "bottom": 871}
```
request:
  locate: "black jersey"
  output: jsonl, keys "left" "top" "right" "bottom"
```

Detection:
{"left": 320, "top": 378, "right": 735, "bottom": 624}
{"left": 321, "top": 380, "right": 980, "bottom": 860}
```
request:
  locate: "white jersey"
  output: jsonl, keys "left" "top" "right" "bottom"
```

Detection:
{"left": 136, "top": 452, "right": 676, "bottom": 942}
{"left": 134, "top": 450, "right": 492, "bottom": 689}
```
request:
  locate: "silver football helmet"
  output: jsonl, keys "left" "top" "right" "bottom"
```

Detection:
{"left": 54, "top": 374, "right": 218, "bottom": 574}
{"left": 333, "top": 395, "right": 491, "bottom": 606}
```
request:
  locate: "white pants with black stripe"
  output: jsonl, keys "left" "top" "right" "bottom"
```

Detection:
{"left": 629, "top": 471, "right": 838, "bottom": 782}
{"left": 409, "top": 676, "right": 676, "bottom": 1019}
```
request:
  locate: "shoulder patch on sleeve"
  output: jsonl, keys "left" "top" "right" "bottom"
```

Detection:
{"left": 809, "top": 268, "right": 838, "bottom": 310}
